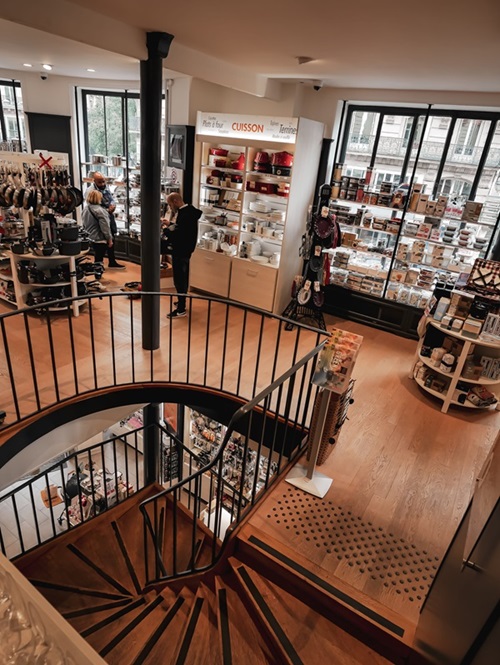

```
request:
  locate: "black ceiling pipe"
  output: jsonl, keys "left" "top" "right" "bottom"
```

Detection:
{"left": 141, "top": 32, "right": 174, "bottom": 350}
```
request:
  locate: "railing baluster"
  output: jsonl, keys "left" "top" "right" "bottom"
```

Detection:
{"left": 130, "top": 296, "right": 136, "bottom": 384}
{"left": 88, "top": 298, "right": 98, "bottom": 390}
{"left": 43, "top": 472, "right": 58, "bottom": 541}
{"left": 1, "top": 317, "right": 21, "bottom": 420}
{"left": 66, "top": 306, "right": 80, "bottom": 396}
{"left": 251, "top": 395, "right": 269, "bottom": 505}
{"left": 168, "top": 294, "right": 173, "bottom": 382}
{"left": 45, "top": 311, "right": 60, "bottom": 403}
{"left": 11, "top": 495, "right": 24, "bottom": 555}
{"left": 100, "top": 445, "right": 109, "bottom": 512}
{"left": 203, "top": 300, "right": 211, "bottom": 387}
{"left": 113, "top": 440, "right": 119, "bottom": 504}
{"left": 186, "top": 296, "right": 192, "bottom": 384}
{"left": 23, "top": 313, "right": 41, "bottom": 410}
{"left": 0, "top": 527, "right": 6, "bottom": 556}
{"left": 236, "top": 309, "right": 248, "bottom": 397}
{"left": 109, "top": 297, "right": 117, "bottom": 385}
{"left": 219, "top": 302, "right": 230, "bottom": 391}
{"left": 252, "top": 315, "right": 265, "bottom": 398}
{"left": 270, "top": 317, "right": 282, "bottom": 384}
{"left": 173, "top": 488, "right": 178, "bottom": 576}
{"left": 28, "top": 483, "right": 41, "bottom": 547}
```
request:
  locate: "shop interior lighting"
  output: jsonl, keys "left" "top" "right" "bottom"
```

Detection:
{"left": 87, "top": 69, "right": 96, "bottom": 72}
{"left": 42, "top": 64, "right": 53, "bottom": 71}
{"left": 296, "top": 56, "right": 315, "bottom": 65}
{"left": 23, "top": 63, "right": 32, "bottom": 68}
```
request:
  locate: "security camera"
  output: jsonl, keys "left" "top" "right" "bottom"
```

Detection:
{"left": 40, "top": 74, "right": 48, "bottom": 81}
{"left": 312, "top": 80, "right": 324, "bottom": 91}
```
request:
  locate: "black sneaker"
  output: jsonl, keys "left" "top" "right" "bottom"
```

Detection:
{"left": 107, "top": 263, "right": 126, "bottom": 270}
{"left": 167, "top": 309, "right": 187, "bottom": 319}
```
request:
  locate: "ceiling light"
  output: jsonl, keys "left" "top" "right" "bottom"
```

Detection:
{"left": 87, "top": 68, "right": 96, "bottom": 72}
{"left": 42, "top": 64, "right": 53, "bottom": 71}
{"left": 23, "top": 63, "right": 32, "bottom": 68}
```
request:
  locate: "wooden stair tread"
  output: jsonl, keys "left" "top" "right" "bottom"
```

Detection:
{"left": 134, "top": 587, "right": 195, "bottom": 665}
{"left": 83, "top": 597, "right": 149, "bottom": 653}
{"left": 114, "top": 500, "right": 158, "bottom": 590}
{"left": 172, "top": 585, "right": 222, "bottom": 665}
{"left": 215, "top": 573, "right": 277, "bottom": 665}
{"left": 100, "top": 590, "right": 177, "bottom": 664}
{"left": 65, "top": 597, "right": 139, "bottom": 633}
{"left": 236, "top": 524, "right": 415, "bottom": 650}
{"left": 231, "top": 558, "right": 394, "bottom": 665}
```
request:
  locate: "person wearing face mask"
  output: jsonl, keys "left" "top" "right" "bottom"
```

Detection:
{"left": 163, "top": 193, "right": 201, "bottom": 319}
{"left": 91, "top": 172, "right": 125, "bottom": 270}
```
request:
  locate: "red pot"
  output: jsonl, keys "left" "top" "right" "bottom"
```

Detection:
{"left": 271, "top": 151, "right": 294, "bottom": 167}
{"left": 209, "top": 148, "right": 229, "bottom": 156}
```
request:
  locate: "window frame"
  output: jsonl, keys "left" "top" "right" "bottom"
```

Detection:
{"left": 0, "top": 79, "right": 26, "bottom": 151}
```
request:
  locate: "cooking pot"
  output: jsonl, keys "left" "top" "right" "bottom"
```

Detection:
{"left": 209, "top": 148, "right": 229, "bottom": 157}
{"left": 111, "top": 155, "right": 123, "bottom": 166}
{"left": 59, "top": 240, "right": 82, "bottom": 256}
{"left": 253, "top": 152, "right": 271, "bottom": 173}
{"left": 91, "top": 154, "right": 106, "bottom": 164}
{"left": 59, "top": 227, "right": 79, "bottom": 241}
{"left": 232, "top": 153, "right": 245, "bottom": 170}
{"left": 271, "top": 151, "right": 294, "bottom": 176}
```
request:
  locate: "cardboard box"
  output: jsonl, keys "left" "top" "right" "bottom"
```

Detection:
{"left": 412, "top": 183, "right": 424, "bottom": 194}
{"left": 435, "top": 204, "right": 447, "bottom": 217}
{"left": 437, "top": 195, "right": 449, "bottom": 206}
{"left": 416, "top": 223, "right": 432, "bottom": 239}
{"left": 425, "top": 201, "right": 437, "bottom": 215}
{"left": 462, "top": 201, "right": 483, "bottom": 223}
{"left": 416, "top": 194, "right": 429, "bottom": 214}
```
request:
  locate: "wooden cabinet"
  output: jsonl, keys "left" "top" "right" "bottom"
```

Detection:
{"left": 229, "top": 257, "right": 277, "bottom": 312}
{"left": 190, "top": 248, "right": 232, "bottom": 298}
{"left": 193, "top": 114, "right": 324, "bottom": 313}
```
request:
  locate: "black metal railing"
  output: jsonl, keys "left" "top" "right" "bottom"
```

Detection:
{"left": 0, "top": 292, "right": 326, "bottom": 437}
{"left": 139, "top": 340, "right": 324, "bottom": 586}
{"left": 0, "top": 426, "right": 144, "bottom": 559}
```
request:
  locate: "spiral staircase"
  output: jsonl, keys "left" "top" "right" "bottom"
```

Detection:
{"left": 14, "top": 484, "right": 408, "bottom": 665}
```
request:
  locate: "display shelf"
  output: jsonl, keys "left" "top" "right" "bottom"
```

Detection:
{"left": 0, "top": 293, "right": 15, "bottom": 304}
{"left": 450, "top": 397, "right": 497, "bottom": 409}
{"left": 413, "top": 316, "right": 500, "bottom": 413}
{"left": 401, "top": 233, "right": 483, "bottom": 252}
{"left": 414, "top": 374, "right": 447, "bottom": 402}
{"left": 193, "top": 115, "right": 324, "bottom": 313}
{"left": 338, "top": 222, "right": 399, "bottom": 237}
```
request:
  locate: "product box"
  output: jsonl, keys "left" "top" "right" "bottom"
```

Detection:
{"left": 391, "top": 269, "right": 408, "bottom": 283}
{"left": 433, "top": 297, "right": 451, "bottom": 321}
{"left": 462, "top": 317, "right": 482, "bottom": 338}
{"left": 341, "top": 232, "right": 357, "bottom": 246}
{"left": 416, "top": 194, "right": 430, "bottom": 214}
{"left": 412, "top": 183, "right": 424, "bottom": 194}
{"left": 435, "top": 204, "right": 447, "bottom": 217}
{"left": 462, "top": 201, "right": 483, "bottom": 223}
{"left": 312, "top": 328, "right": 363, "bottom": 394}
{"left": 437, "top": 195, "right": 449, "bottom": 206}
{"left": 425, "top": 201, "right": 437, "bottom": 215}
{"left": 416, "top": 223, "right": 432, "bottom": 239}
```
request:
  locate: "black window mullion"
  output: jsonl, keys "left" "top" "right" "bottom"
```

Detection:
{"left": 369, "top": 113, "right": 384, "bottom": 169}
{"left": 399, "top": 113, "right": 420, "bottom": 185}
{"left": 124, "top": 90, "right": 130, "bottom": 235}
{"left": 431, "top": 116, "right": 457, "bottom": 199}
{"left": 0, "top": 87, "right": 6, "bottom": 141}
{"left": 103, "top": 95, "right": 108, "bottom": 158}
{"left": 338, "top": 108, "right": 355, "bottom": 164}
{"left": 11, "top": 79, "right": 23, "bottom": 151}
{"left": 331, "top": 99, "right": 347, "bottom": 171}
{"left": 82, "top": 91, "right": 91, "bottom": 162}
{"left": 470, "top": 120, "right": 497, "bottom": 201}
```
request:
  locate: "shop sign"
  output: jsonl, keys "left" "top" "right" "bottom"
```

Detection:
{"left": 197, "top": 112, "right": 298, "bottom": 143}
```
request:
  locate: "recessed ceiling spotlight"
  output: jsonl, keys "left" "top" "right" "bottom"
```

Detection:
{"left": 42, "top": 64, "right": 53, "bottom": 71}
{"left": 23, "top": 63, "right": 32, "bottom": 68}
{"left": 87, "top": 68, "right": 96, "bottom": 72}
{"left": 296, "top": 56, "right": 315, "bottom": 65}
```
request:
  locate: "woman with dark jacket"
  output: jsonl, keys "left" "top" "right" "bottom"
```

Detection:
{"left": 82, "top": 189, "right": 113, "bottom": 266}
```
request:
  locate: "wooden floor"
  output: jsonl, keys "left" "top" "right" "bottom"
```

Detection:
{"left": 1, "top": 259, "right": 498, "bottom": 634}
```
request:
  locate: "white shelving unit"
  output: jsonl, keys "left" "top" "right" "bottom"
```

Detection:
{"left": 412, "top": 318, "right": 500, "bottom": 413}
{"left": 8, "top": 250, "right": 89, "bottom": 317}
{"left": 191, "top": 114, "right": 324, "bottom": 314}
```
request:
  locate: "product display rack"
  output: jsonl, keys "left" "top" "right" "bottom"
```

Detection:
{"left": 412, "top": 318, "right": 500, "bottom": 413}
{"left": 186, "top": 409, "right": 277, "bottom": 512}
{"left": 8, "top": 250, "right": 90, "bottom": 316}
{"left": 191, "top": 114, "right": 324, "bottom": 314}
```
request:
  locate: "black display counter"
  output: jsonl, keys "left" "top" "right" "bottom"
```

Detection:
{"left": 323, "top": 284, "right": 422, "bottom": 339}
{"left": 114, "top": 235, "right": 141, "bottom": 264}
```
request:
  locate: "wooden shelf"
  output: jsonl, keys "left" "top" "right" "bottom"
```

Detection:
{"left": 429, "top": 320, "right": 500, "bottom": 349}
{"left": 414, "top": 375, "right": 447, "bottom": 402}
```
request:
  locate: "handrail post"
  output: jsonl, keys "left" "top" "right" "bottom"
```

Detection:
{"left": 143, "top": 404, "right": 161, "bottom": 486}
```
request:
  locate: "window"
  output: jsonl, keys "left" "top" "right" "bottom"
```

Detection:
{"left": 0, "top": 80, "right": 27, "bottom": 151}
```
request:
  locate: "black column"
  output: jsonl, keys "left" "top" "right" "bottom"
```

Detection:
{"left": 140, "top": 32, "right": 174, "bottom": 350}
{"left": 143, "top": 403, "right": 161, "bottom": 485}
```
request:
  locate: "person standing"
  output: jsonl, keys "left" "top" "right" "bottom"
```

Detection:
{"left": 82, "top": 189, "right": 113, "bottom": 265}
{"left": 91, "top": 172, "right": 125, "bottom": 270}
{"left": 164, "top": 193, "right": 201, "bottom": 319}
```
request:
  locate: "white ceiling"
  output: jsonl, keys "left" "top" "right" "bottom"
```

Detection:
{"left": 1, "top": 0, "right": 500, "bottom": 93}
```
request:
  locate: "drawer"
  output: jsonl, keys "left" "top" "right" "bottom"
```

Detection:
{"left": 190, "top": 248, "right": 231, "bottom": 297}
{"left": 229, "top": 258, "right": 277, "bottom": 312}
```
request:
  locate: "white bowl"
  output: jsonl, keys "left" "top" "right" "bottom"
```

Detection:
{"left": 250, "top": 255, "right": 269, "bottom": 264}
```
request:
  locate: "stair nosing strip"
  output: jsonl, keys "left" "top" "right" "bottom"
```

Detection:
{"left": 174, "top": 596, "right": 204, "bottom": 665}
{"left": 81, "top": 597, "right": 146, "bottom": 638}
{"left": 62, "top": 597, "right": 132, "bottom": 619}
{"left": 218, "top": 587, "right": 232, "bottom": 665}
{"left": 99, "top": 594, "right": 164, "bottom": 657}
{"left": 237, "top": 565, "right": 303, "bottom": 665}
{"left": 67, "top": 543, "right": 132, "bottom": 596}
{"left": 111, "top": 520, "right": 143, "bottom": 595}
{"left": 131, "top": 596, "right": 185, "bottom": 665}
{"left": 30, "top": 579, "right": 128, "bottom": 600}
{"left": 247, "top": 534, "right": 405, "bottom": 638}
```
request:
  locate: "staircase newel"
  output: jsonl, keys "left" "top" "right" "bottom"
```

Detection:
{"left": 143, "top": 403, "right": 161, "bottom": 486}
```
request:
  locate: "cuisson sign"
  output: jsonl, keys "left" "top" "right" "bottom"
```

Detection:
{"left": 197, "top": 112, "right": 298, "bottom": 143}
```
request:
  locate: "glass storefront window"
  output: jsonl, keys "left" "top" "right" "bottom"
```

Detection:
{"left": 0, "top": 80, "right": 26, "bottom": 151}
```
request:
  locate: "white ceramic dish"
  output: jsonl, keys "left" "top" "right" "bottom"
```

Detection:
{"left": 250, "top": 255, "right": 269, "bottom": 264}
